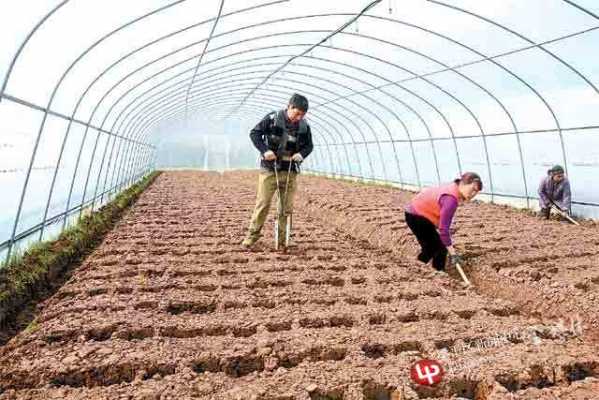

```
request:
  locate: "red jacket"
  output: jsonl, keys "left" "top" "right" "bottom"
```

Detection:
{"left": 409, "top": 183, "right": 460, "bottom": 227}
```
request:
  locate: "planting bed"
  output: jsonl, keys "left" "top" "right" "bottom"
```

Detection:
{"left": 0, "top": 171, "right": 597, "bottom": 399}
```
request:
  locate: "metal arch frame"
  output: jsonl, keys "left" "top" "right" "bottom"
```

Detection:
{"left": 85, "top": 32, "right": 394, "bottom": 203}
{"left": 74, "top": 11, "right": 394, "bottom": 215}
{"left": 355, "top": 15, "right": 522, "bottom": 202}
{"left": 115, "top": 99, "right": 339, "bottom": 188}
{"left": 64, "top": 1, "right": 293, "bottom": 228}
{"left": 9, "top": 8, "right": 599, "bottom": 203}
{"left": 94, "top": 33, "right": 454, "bottom": 192}
{"left": 193, "top": 16, "right": 561, "bottom": 195}
{"left": 123, "top": 16, "right": 592, "bottom": 195}
{"left": 0, "top": 0, "right": 70, "bottom": 99}
{"left": 0, "top": 0, "right": 167, "bottom": 262}
{"left": 111, "top": 74, "right": 377, "bottom": 189}
{"left": 183, "top": 0, "right": 226, "bottom": 118}
{"left": 143, "top": 93, "right": 351, "bottom": 178}
{"left": 105, "top": 16, "right": 512, "bottom": 195}
{"left": 5, "top": 0, "right": 596, "bottom": 260}
{"left": 124, "top": 70, "right": 382, "bottom": 170}
{"left": 97, "top": 42, "right": 439, "bottom": 183}
{"left": 328, "top": 23, "right": 492, "bottom": 192}
{"left": 326, "top": 30, "right": 496, "bottom": 200}
{"left": 65, "top": 26, "right": 367, "bottom": 227}
{"left": 113, "top": 30, "right": 464, "bottom": 191}
{"left": 102, "top": 36, "right": 450, "bottom": 185}
{"left": 366, "top": 13, "right": 594, "bottom": 192}
{"left": 126, "top": 81, "right": 383, "bottom": 182}
{"left": 61, "top": 12, "right": 514, "bottom": 200}
{"left": 23, "top": 1, "right": 190, "bottom": 244}
{"left": 309, "top": 15, "right": 597, "bottom": 199}
{"left": 0, "top": 0, "right": 72, "bottom": 262}
{"left": 224, "top": 14, "right": 595, "bottom": 189}
{"left": 118, "top": 78, "right": 355, "bottom": 178}
{"left": 208, "top": 105, "right": 355, "bottom": 177}
{"left": 112, "top": 78, "right": 368, "bottom": 191}
{"left": 355, "top": 12, "right": 580, "bottom": 204}
{"left": 121, "top": 92, "right": 350, "bottom": 183}
{"left": 19, "top": 14, "right": 568, "bottom": 219}
{"left": 116, "top": 53, "right": 442, "bottom": 186}
{"left": 59, "top": 12, "right": 566, "bottom": 214}
{"left": 116, "top": 22, "right": 484, "bottom": 187}
{"left": 302, "top": 57, "right": 435, "bottom": 184}
{"left": 225, "top": 0, "right": 384, "bottom": 117}
{"left": 125, "top": 92, "right": 357, "bottom": 183}
{"left": 128, "top": 97, "right": 342, "bottom": 177}
{"left": 562, "top": 0, "right": 599, "bottom": 20}
{"left": 116, "top": 61, "right": 423, "bottom": 182}
{"left": 95, "top": 20, "right": 553, "bottom": 195}
{"left": 350, "top": 15, "right": 595, "bottom": 143}
{"left": 47, "top": 0, "right": 289, "bottom": 232}
{"left": 104, "top": 53, "right": 366, "bottom": 178}
{"left": 360, "top": 10, "right": 592, "bottom": 197}
{"left": 102, "top": 80, "right": 362, "bottom": 205}
{"left": 116, "top": 63, "right": 374, "bottom": 148}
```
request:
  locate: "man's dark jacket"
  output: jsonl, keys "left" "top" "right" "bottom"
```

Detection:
{"left": 250, "top": 109, "right": 313, "bottom": 172}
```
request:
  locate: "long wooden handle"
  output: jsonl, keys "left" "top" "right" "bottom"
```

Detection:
{"left": 455, "top": 262, "right": 471, "bottom": 286}
{"left": 551, "top": 204, "right": 580, "bottom": 226}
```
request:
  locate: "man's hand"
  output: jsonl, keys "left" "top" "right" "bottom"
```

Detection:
{"left": 291, "top": 153, "right": 304, "bottom": 163}
{"left": 263, "top": 150, "right": 277, "bottom": 161}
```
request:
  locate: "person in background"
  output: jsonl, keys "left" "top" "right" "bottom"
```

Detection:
{"left": 538, "top": 165, "right": 571, "bottom": 219}
{"left": 404, "top": 172, "right": 483, "bottom": 272}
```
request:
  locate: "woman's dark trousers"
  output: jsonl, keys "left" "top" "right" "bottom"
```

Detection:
{"left": 405, "top": 212, "right": 447, "bottom": 271}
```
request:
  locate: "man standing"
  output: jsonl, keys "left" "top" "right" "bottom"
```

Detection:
{"left": 538, "top": 164, "right": 572, "bottom": 219}
{"left": 241, "top": 93, "right": 313, "bottom": 249}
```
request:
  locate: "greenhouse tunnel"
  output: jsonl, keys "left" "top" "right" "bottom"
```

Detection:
{"left": 1, "top": 0, "right": 599, "bottom": 262}
{"left": 3, "top": 1, "right": 599, "bottom": 398}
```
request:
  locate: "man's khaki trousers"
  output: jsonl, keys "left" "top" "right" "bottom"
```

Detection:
{"left": 247, "top": 169, "right": 297, "bottom": 244}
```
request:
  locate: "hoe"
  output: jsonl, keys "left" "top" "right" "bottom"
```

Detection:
{"left": 550, "top": 199, "right": 579, "bottom": 226}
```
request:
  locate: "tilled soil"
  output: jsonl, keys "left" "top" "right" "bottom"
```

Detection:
{"left": 0, "top": 171, "right": 597, "bottom": 400}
